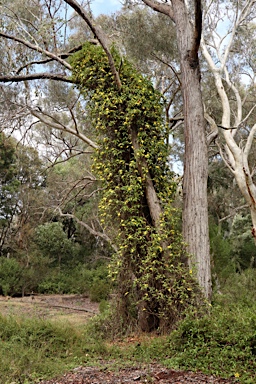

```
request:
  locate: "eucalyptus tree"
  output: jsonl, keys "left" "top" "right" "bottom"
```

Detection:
{"left": 0, "top": 0, "right": 203, "bottom": 331}
{"left": 137, "top": 0, "right": 211, "bottom": 298}
{"left": 201, "top": 0, "right": 256, "bottom": 244}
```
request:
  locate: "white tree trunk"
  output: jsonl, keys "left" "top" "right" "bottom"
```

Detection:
{"left": 201, "top": 25, "right": 256, "bottom": 245}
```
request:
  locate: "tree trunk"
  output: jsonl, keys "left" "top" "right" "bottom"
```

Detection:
{"left": 172, "top": 0, "right": 211, "bottom": 298}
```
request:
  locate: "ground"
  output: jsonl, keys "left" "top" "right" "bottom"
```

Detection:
{"left": 0, "top": 294, "right": 99, "bottom": 325}
{"left": 39, "top": 364, "right": 237, "bottom": 383}
{"left": 0, "top": 295, "right": 238, "bottom": 384}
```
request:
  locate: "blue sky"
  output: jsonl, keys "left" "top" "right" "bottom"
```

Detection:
{"left": 90, "top": 0, "right": 122, "bottom": 16}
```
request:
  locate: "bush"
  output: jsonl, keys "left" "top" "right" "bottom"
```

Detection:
{"left": 38, "top": 264, "right": 112, "bottom": 298}
{"left": 0, "top": 257, "right": 23, "bottom": 296}
{"left": 89, "top": 278, "right": 111, "bottom": 302}
{"left": 0, "top": 314, "right": 109, "bottom": 383}
{"left": 165, "top": 274, "right": 256, "bottom": 383}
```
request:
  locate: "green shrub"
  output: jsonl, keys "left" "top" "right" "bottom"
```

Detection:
{"left": 38, "top": 264, "right": 112, "bottom": 297}
{"left": 214, "top": 269, "right": 256, "bottom": 306}
{"left": 0, "top": 314, "right": 110, "bottom": 383}
{"left": 89, "top": 278, "right": 111, "bottom": 302}
{"left": 0, "top": 257, "right": 23, "bottom": 296}
{"left": 165, "top": 296, "right": 256, "bottom": 382}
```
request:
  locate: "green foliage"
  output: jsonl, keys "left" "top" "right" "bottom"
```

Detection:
{"left": 165, "top": 284, "right": 256, "bottom": 383}
{"left": 158, "top": 271, "right": 256, "bottom": 382}
{"left": 70, "top": 43, "right": 201, "bottom": 332}
{"left": 89, "top": 265, "right": 111, "bottom": 302}
{"left": 210, "top": 215, "right": 256, "bottom": 287}
{"left": 34, "top": 222, "right": 78, "bottom": 268}
{"left": 0, "top": 133, "right": 20, "bottom": 224}
{"left": 209, "top": 223, "right": 234, "bottom": 282}
{"left": 229, "top": 214, "right": 256, "bottom": 270}
{"left": 214, "top": 268, "right": 256, "bottom": 306}
{"left": 0, "top": 257, "right": 22, "bottom": 296}
{"left": 0, "top": 271, "right": 256, "bottom": 383}
{"left": 38, "top": 263, "right": 112, "bottom": 300}
{"left": 0, "top": 314, "right": 109, "bottom": 383}
{"left": 0, "top": 132, "right": 16, "bottom": 183}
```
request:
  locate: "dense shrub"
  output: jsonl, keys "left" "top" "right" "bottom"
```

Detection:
{"left": 165, "top": 271, "right": 256, "bottom": 383}
{"left": 38, "top": 264, "right": 112, "bottom": 301}
{"left": 0, "top": 257, "right": 23, "bottom": 296}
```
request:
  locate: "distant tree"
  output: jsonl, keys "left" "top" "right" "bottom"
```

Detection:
{"left": 0, "top": 133, "right": 20, "bottom": 254}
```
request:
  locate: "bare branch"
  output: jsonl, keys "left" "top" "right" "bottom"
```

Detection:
{"left": 244, "top": 123, "right": 256, "bottom": 158}
{"left": 219, "top": 204, "right": 248, "bottom": 223}
{"left": 15, "top": 44, "right": 86, "bottom": 74}
{"left": 29, "top": 108, "right": 98, "bottom": 149}
{"left": 205, "top": 112, "right": 219, "bottom": 145}
{"left": 55, "top": 207, "right": 118, "bottom": 252}
{"left": 141, "top": 0, "right": 174, "bottom": 20}
{"left": 216, "top": 140, "right": 235, "bottom": 174}
{"left": 0, "top": 73, "right": 75, "bottom": 83}
{"left": 47, "top": 151, "right": 93, "bottom": 168}
{"left": 151, "top": 53, "right": 181, "bottom": 85}
{"left": 0, "top": 32, "right": 71, "bottom": 70}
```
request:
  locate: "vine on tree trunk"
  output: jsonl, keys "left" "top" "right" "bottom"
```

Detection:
{"left": 70, "top": 43, "right": 202, "bottom": 332}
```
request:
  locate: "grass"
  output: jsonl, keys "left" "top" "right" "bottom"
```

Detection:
{"left": 0, "top": 270, "right": 256, "bottom": 383}
{"left": 0, "top": 315, "right": 111, "bottom": 383}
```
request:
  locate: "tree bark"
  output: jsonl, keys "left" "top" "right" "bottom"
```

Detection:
{"left": 143, "top": 0, "right": 212, "bottom": 299}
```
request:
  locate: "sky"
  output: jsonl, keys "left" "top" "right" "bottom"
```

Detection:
{"left": 90, "top": 0, "right": 122, "bottom": 16}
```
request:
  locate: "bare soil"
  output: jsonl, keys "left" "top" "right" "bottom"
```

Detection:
{"left": 39, "top": 363, "right": 238, "bottom": 384}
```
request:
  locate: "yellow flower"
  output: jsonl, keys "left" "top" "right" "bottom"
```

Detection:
{"left": 234, "top": 373, "right": 240, "bottom": 378}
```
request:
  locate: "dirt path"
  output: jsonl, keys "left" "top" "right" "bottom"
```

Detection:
{"left": 39, "top": 363, "right": 237, "bottom": 383}
{"left": 0, "top": 294, "right": 99, "bottom": 325}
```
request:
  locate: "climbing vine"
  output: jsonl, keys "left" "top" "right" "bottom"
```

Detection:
{"left": 70, "top": 43, "right": 200, "bottom": 332}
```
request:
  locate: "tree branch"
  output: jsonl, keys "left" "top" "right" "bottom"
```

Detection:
{"left": 244, "top": 123, "right": 256, "bottom": 158}
{"left": 29, "top": 108, "right": 98, "bottom": 149}
{"left": 151, "top": 53, "right": 181, "bottom": 85}
{"left": 0, "top": 32, "right": 71, "bottom": 70}
{"left": 141, "top": 0, "right": 174, "bottom": 20}
{"left": 205, "top": 112, "right": 219, "bottom": 145}
{"left": 219, "top": 204, "right": 248, "bottom": 223}
{"left": 55, "top": 207, "right": 118, "bottom": 252}
{"left": 0, "top": 73, "right": 75, "bottom": 83}
{"left": 15, "top": 44, "right": 86, "bottom": 74}
{"left": 63, "top": 0, "right": 122, "bottom": 90}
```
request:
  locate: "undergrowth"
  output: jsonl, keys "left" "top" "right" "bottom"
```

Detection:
{"left": 0, "top": 270, "right": 256, "bottom": 383}
{"left": 0, "top": 315, "right": 111, "bottom": 384}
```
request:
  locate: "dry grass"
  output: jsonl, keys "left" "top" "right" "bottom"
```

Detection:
{"left": 0, "top": 294, "right": 99, "bottom": 325}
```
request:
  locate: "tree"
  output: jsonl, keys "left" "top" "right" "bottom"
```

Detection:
{"left": 0, "top": 134, "right": 43, "bottom": 255}
{"left": 201, "top": 0, "right": 256, "bottom": 245}
{"left": 0, "top": 0, "right": 210, "bottom": 301}
{"left": 70, "top": 43, "right": 198, "bottom": 331}
{"left": 141, "top": 0, "right": 211, "bottom": 298}
{"left": 0, "top": 132, "right": 19, "bottom": 254}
